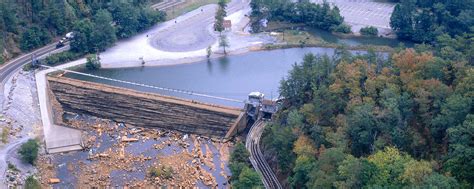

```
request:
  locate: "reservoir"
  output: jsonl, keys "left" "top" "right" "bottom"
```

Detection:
{"left": 66, "top": 47, "right": 385, "bottom": 107}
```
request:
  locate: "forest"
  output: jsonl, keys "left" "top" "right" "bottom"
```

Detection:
{"left": 0, "top": 0, "right": 164, "bottom": 65}
{"left": 261, "top": 27, "right": 473, "bottom": 189}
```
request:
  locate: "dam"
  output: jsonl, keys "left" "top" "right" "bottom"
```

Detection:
{"left": 47, "top": 76, "right": 248, "bottom": 138}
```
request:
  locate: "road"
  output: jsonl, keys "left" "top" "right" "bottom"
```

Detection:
{"left": 246, "top": 120, "right": 282, "bottom": 189}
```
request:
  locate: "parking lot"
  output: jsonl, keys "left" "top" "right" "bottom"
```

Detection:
{"left": 311, "top": 0, "right": 395, "bottom": 34}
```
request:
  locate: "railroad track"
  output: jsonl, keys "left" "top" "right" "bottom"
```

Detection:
{"left": 246, "top": 120, "right": 282, "bottom": 189}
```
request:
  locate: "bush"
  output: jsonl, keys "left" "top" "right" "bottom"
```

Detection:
{"left": 360, "top": 26, "right": 379, "bottom": 36}
{"left": 332, "top": 24, "right": 352, "bottom": 34}
{"left": 148, "top": 166, "right": 173, "bottom": 179}
{"left": 44, "top": 51, "right": 84, "bottom": 66}
{"left": 25, "top": 176, "right": 41, "bottom": 189}
{"left": 19, "top": 139, "right": 39, "bottom": 165}
{"left": 23, "top": 51, "right": 84, "bottom": 71}
{"left": 1, "top": 127, "right": 9, "bottom": 143}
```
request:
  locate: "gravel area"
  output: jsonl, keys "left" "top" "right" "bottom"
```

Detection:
{"left": 0, "top": 71, "right": 42, "bottom": 187}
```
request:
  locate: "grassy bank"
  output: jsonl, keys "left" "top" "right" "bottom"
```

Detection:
{"left": 165, "top": 0, "right": 219, "bottom": 20}
{"left": 266, "top": 30, "right": 394, "bottom": 52}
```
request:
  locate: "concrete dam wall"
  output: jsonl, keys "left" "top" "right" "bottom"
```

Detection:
{"left": 47, "top": 76, "right": 243, "bottom": 137}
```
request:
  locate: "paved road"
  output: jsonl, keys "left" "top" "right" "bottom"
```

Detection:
{"left": 246, "top": 120, "right": 282, "bottom": 189}
{"left": 151, "top": 0, "right": 249, "bottom": 52}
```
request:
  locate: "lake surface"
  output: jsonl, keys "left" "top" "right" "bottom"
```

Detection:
{"left": 67, "top": 47, "right": 382, "bottom": 108}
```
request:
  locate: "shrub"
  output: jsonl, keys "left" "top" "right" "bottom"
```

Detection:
{"left": 332, "top": 24, "right": 352, "bottom": 34}
{"left": 1, "top": 127, "right": 9, "bottom": 143}
{"left": 25, "top": 176, "right": 41, "bottom": 189}
{"left": 7, "top": 162, "right": 19, "bottom": 172}
{"left": 44, "top": 51, "right": 84, "bottom": 66}
{"left": 360, "top": 26, "right": 379, "bottom": 36}
{"left": 148, "top": 166, "right": 173, "bottom": 179}
{"left": 19, "top": 139, "right": 39, "bottom": 165}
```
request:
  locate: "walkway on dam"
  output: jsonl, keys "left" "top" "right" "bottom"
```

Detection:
{"left": 36, "top": 60, "right": 84, "bottom": 153}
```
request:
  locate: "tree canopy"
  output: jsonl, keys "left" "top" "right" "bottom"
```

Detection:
{"left": 390, "top": 0, "right": 474, "bottom": 43}
{"left": 262, "top": 42, "right": 473, "bottom": 187}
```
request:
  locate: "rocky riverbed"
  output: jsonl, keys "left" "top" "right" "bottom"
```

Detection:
{"left": 37, "top": 114, "right": 234, "bottom": 188}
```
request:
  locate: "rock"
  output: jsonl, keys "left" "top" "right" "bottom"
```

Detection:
{"left": 48, "top": 178, "right": 61, "bottom": 184}
{"left": 121, "top": 136, "right": 139, "bottom": 142}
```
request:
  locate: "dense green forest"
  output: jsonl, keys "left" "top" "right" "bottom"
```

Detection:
{"left": 261, "top": 31, "right": 473, "bottom": 188}
{"left": 390, "top": 0, "right": 474, "bottom": 43}
{"left": 249, "top": 0, "right": 349, "bottom": 33}
{"left": 0, "top": 0, "right": 164, "bottom": 65}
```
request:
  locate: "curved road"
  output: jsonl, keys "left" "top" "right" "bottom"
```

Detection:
{"left": 151, "top": 0, "right": 248, "bottom": 52}
{"left": 246, "top": 120, "right": 282, "bottom": 189}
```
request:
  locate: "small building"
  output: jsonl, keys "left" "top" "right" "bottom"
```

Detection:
{"left": 246, "top": 92, "right": 264, "bottom": 119}
{"left": 260, "top": 99, "right": 278, "bottom": 119}
{"left": 223, "top": 20, "right": 232, "bottom": 31}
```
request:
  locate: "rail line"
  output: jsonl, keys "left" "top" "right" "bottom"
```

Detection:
{"left": 246, "top": 120, "right": 282, "bottom": 189}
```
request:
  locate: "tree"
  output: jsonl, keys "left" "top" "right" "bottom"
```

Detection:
{"left": 85, "top": 54, "right": 100, "bottom": 70}
{"left": 412, "top": 9, "right": 437, "bottom": 42}
{"left": 229, "top": 142, "right": 251, "bottom": 182}
{"left": 307, "top": 148, "right": 346, "bottom": 188}
{"left": 137, "top": 8, "right": 165, "bottom": 31}
{"left": 18, "top": 139, "right": 39, "bottom": 165}
{"left": 234, "top": 167, "right": 263, "bottom": 189}
{"left": 290, "top": 135, "right": 317, "bottom": 188}
{"left": 0, "top": 2, "right": 18, "bottom": 33}
{"left": 214, "top": 0, "right": 227, "bottom": 33}
{"left": 431, "top": 94, "right": 471, "bottom": 143}
{"left": 336, "top": 156, "right": 377, "bottom": 189}
{"left": 390, "top": 0, "right": 415, "bottom": 40}
{"left": 445, "top": 114, "right": 474, "bottom": 186}
{"left": 261, "top": 124, "right": 296, "bottom": 173}
{"left": 20, "top": 26, "right": 51, "bottom": 51}
{"left": 70, "top": 19, "right": 94, "bottom": 53}
{"left": 92, "top": 9, "right": 117, "bottom": 52}
{"left": 111, "top": 3, "right": 140, "bottom": 38}
{"left": 367, "top": 147, "right": 412, "bottom": 187}
{"left": 206, "top": 46, "right": 212, "bottom": 58}
{"left": 250, "top": 0, "right": 265, "bottom": 33}
{"left": 219, "top": 34, "right": 229, "bottom": 54}
{"left": 348, "top": 104, "right": 378, "bottom": 157}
